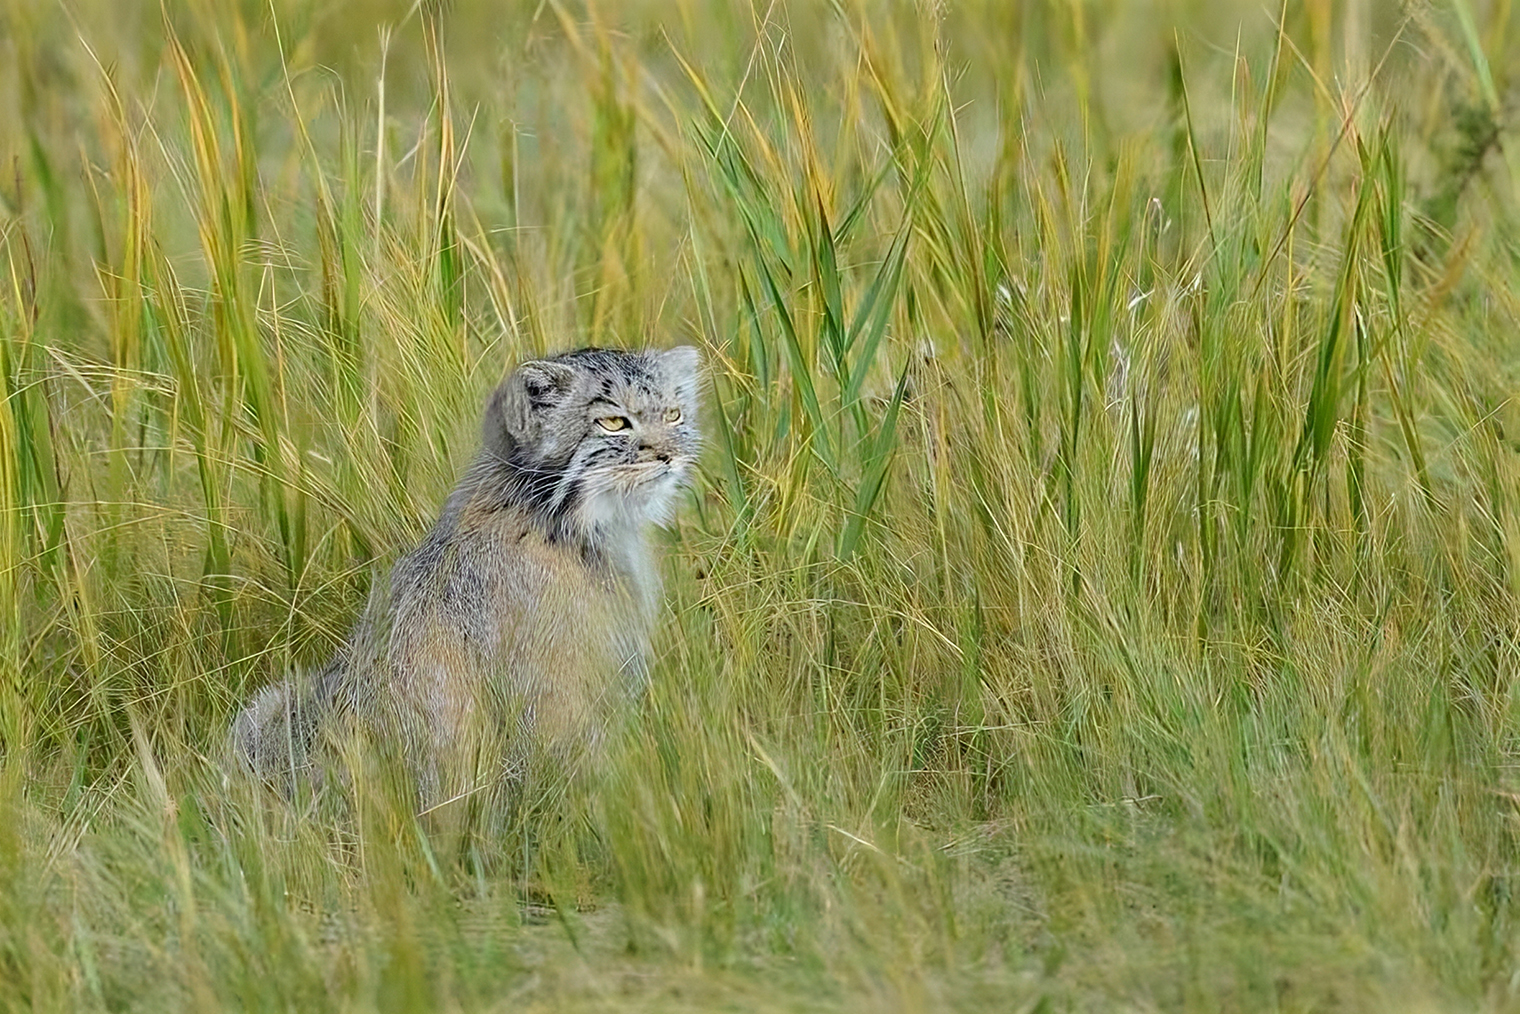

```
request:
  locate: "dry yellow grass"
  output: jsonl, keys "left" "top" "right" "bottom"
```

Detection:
{"left": 3, "top": 1, "right": 1520, "bottom": 1010}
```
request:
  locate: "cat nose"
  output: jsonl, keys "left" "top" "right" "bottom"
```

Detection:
{"left": 638, "top": 443, "right": 673, "bottom": 463}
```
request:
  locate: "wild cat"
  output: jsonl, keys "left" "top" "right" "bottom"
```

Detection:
{"left": 230, "top": 345, "right": 702, "bottom": 812}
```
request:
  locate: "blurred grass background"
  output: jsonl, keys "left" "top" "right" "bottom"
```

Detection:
{"left": 3, "top": 0, "right": 1520, "bottom": 1009}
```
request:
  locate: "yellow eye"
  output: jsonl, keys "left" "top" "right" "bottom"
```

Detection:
{"left": 596, "top": 416, "right": 631, "bottom": 433}
{"left": 664, "top": 407, "right": 683, "bottom": 424}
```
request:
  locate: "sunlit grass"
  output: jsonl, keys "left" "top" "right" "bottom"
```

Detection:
{"left": 3, "top": 0, "right": 1520, "bottom": 1009}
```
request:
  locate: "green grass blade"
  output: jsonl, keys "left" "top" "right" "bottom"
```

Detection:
{"left": 839, "top": 360, "right": 909, "bottom": 560}
{"left": 754, "top": 254, "right": 835, "bottom": 473}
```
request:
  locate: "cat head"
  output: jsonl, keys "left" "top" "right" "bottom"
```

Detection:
{"left": 482, "top": 346, "right": 703, "bottom": 535}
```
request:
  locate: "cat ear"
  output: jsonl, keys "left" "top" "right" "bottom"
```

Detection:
{"left": 659, "top": 346, "right": 703, "bottom": 408}
{"left": 514, "top": 360, "right": 579, "bottom": 414}
{"left": 660, "top": 345, "right": 703, "bottom": 382}
{"left": 483, "top": 359, "right": 578, "bottom": 458}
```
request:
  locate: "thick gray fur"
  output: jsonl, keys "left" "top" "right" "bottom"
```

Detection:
{"left": 229, "top": 345, "right": 703, "bottom": 808}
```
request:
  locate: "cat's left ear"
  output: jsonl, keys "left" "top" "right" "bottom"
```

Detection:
{"left": 660, "top": 345, "right": 703, "bottom": 405}
{"left": 660, "top": 345, "right": 702, "bottom": 380}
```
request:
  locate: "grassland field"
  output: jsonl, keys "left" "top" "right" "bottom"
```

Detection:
{"left": 5, "top": 0, "right": 1520, "bottom": 1010}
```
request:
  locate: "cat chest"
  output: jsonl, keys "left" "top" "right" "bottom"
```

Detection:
{"left": 432, "top": 532, "right": 646, "bottom": 671}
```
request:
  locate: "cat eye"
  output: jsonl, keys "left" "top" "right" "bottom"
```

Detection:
{"left": 596, "top": 416, "right": 632, "bottom": 433}
{"left": 664, "top": 407, "right": 683, "bottom": 424}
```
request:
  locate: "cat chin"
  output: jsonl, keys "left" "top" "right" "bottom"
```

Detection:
{"left": 639, "top": 467, "right": 692, "bottom": 528}
{"left": 580, "top": 461, "right": 690, "bottom": 527}
{"left": 574, "top": 477, "right": 682, "bottom": 535}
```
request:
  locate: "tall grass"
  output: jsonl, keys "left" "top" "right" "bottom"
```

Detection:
{"left": 3, "top": 0, "right": 1520, "bottom": 1009}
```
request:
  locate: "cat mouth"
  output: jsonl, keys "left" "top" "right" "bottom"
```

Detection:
{"left": 575, "top": 459, "right": 691, "bottom": 531}
{"left": 579, "top": 460, "right": 690, "bottom": 506}
{"left": 618, "top": 459, "right": 690, "bottom": 485}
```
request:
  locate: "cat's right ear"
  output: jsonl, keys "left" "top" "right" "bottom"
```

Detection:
{"left": 483, "top": 360, "right": 577, "bottom": 459}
